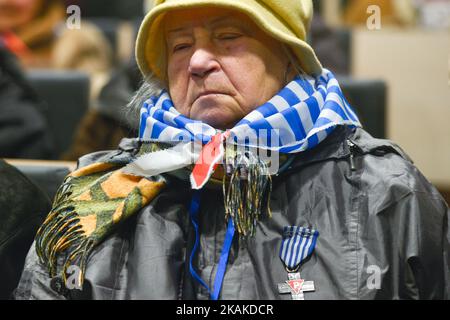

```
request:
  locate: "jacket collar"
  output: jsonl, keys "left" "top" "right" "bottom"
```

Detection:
{"left": 283, "top": 126, "right": 413, "bottom": 174}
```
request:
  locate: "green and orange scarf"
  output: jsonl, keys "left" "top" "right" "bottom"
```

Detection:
{"left": 35, "top": 143, "right": 166, "bottom": 288}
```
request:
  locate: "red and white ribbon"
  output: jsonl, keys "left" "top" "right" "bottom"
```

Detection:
{"left": 190, "top": 132, "right": 229, "bottom": 190}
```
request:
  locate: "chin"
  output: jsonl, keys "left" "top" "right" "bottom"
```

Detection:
{"left": 191, "top": 99, "right": 242, "bottom": 129}
{"left": 198, "top": 113, "right": 238, "bottom": 129}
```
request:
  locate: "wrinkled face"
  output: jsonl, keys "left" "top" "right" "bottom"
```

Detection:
{"left": 0, "top": 0, "right": 43, "bottom": 32}
{"left": 164, "top": 7, "right": 289, "bottom": 129}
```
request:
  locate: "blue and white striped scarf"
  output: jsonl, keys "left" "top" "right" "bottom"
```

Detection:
{"left": 138, "top": 69, "right": 361, "bottom": 154}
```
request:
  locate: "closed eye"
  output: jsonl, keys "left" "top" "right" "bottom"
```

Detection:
{"left": 173, "top": 43, "right": 192, "bottom": 52}
{"left": 216, "top": 33, "right": 242, "bottom": 40}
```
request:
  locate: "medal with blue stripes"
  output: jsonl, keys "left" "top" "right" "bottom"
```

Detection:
{"left": 278, "top": 226, "right": 319, "bottom": 300}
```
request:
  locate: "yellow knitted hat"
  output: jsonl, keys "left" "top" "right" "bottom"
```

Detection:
{"left": 136, "top": 0, "right": 323, "bottom": 80}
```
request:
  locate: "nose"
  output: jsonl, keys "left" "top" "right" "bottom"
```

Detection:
{"left": 188, "top": 41, "right": 220, "bottom": 79}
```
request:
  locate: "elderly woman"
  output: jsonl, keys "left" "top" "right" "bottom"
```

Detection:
{"left": 16, "top": 0, "right": 449, "bottom": 300}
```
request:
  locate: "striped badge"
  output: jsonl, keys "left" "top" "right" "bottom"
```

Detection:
{"left": 279, "top": 226, "right": 319, "bottom": 270}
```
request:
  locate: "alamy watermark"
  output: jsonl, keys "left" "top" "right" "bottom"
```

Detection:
{"left": 65, "top": 265, "right": 83, "bottom": 290}
{"left": 66, "top": 5, "right": 81, "bottom": 30}
{"left": 366, "top": 265, "right": 382, "bottom": 290}
{"left": 367, "top": 5, "right": 382, "bottom": 30}
{"left": 139, "top": 127, "right": 284, "bottom": 175}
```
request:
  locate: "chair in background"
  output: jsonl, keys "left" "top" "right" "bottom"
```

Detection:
{"left": 27, "top": 70, "right": 90, "bottom": 159}
{"left": 6, "top": 159, "right": 76, "bottom": 202}
{"left": 338, "top": 77, "right": 387, "bottom": 139}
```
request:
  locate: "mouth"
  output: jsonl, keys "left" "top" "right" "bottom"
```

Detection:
{"left": 194, "top": 91, "right": 227, "bottom": 101}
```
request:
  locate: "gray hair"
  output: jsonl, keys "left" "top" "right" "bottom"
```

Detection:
{"left": 126, "top": 74, "right": 165, "bottom": 117}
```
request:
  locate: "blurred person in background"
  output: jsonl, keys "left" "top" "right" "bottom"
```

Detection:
{"left": 0, "top": 43, "right": 55, "bottom": 159}
{"left": 0, "top": 0, "right": 113, "bottom": 98}
{"left": 58, "top": 1, "right": 147, "bottom": 161}
{"left": 61, "top": 59, "right": 141, "bottom": 160}
{"left": 0, "top": 0, "right": 63, "bottom": 66}
{"left": 61, "top": 13, "right": 144, "bottom": 161}
{"left": 0, "top": 159, "right": 51, "bottom": 299}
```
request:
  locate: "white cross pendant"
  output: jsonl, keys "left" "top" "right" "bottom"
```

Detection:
{"left": 277, "top": 272, "right": 315, "bottom": 300}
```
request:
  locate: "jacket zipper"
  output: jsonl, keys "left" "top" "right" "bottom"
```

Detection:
{"left": 347, "top": 139, "right": 357, "bottom": 171}
{"left": 275, "top": 136, "right": 362, "bottom": 177}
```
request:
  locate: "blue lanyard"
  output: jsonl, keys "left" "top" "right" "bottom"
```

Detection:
{"left": 188, "top": 190, "right": 236, "bottom": 300}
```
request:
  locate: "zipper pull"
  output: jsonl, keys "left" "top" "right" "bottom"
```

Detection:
{"left": 347, "top": 139, "right": 357, "bottom": 171}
